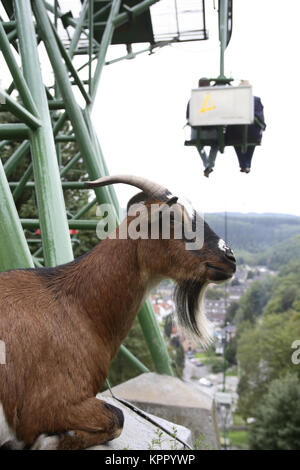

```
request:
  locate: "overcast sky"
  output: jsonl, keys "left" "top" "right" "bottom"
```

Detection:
{"left": 91, "top": 0, "right": 300, "bottom": 216}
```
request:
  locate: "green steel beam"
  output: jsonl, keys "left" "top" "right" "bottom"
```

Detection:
{"left": 0, "top": 140, "right": 9, "bottom": 151}
{"left": 76, "top": 54, "right": 97, "bottom": 73}
{"left": 5, "top": 81, "right": 14, "bottom": 95}
{"left": 82, "top": 110, "right": 120, "bottom": 212}
{"left": 68, "top": 0, "right": 88, "bottom": 58}
{"left": 72, "top": 197, "right": 97, "bottom": 220}
{"left": 1, "top": 2, "right": 14, "bottom": 22}
{"left": 32, "top": 0, "right": 116, "bottom": 214}
{"left": 44, "top": 0, "right": 100, "bottom": 49}
{"left": 55, "top": 135, "right": 76, "bottom": 142}
{"left": 4, "top": 141, "right": 30, "bottom": 177}
{"left": 14, "top": 0, "right": 73, "bottom": 267}
{"left": 9, "top": 181, "right": 85, "bottom": 189}
{"left": 93, "top": 2, "right": 112, "bottom": 22}
{"left": 1, "top": 21, "right": 16, "bottom": 31}
{"left": 48, "top": 100, "right": 65, "bottom": 110}
{"left": 0, "top": 89, "right": 42, "bottom": 129}
{"left": 32, "top": 256, "right": 44, "bottom": 268}
{"left": 60, "top": 152, "right": 81, "bottom": 177}
{"left": 12, "top": 162, "right": 33, "bottom": 203}
{"left": 0, "top": 124, "right": 29, "bottom": 140}
{"left": 0, "top": 21, "right": 39, "bottom": 117}
{"left": 119, "top": 345, "right": 150, "bottom": 374}
{"left": 88, "top": 0, "right": 93, "bottom": 95}
{"left": 0, "top": 159, "right": 33, "bottom": 271}
{"left": 53, "top": 111, "right": 68, "bottom": 135}
{"left": 3, "top": 110, "right": 68, "bottom": 181}
{"left": 90, "top": 0, "right": 121, "bottom": 103}
{"left": 218, "top": 0, "right": 228, "bottom": 79}
{"left": 21, "top": 219, "right": 98, "bottom": 230}
{"left": 54, "top": 0, "right": 58, "bottom": 29}
{"left": 137, "top": 302, "right": 174, "bottom": 375}
{"left": 49, "top": 21, "right": 92, "bottom": 105}
{"left": 73, "top": 49, "right": 99, "bottom": 56}
{"left": 44, "top": 1, "right": 76, "bottom": 26}
{"left": 7, "top": 28, "right": 17, "bottom": 42}
{"left": 45, "top": 86, "right": 55, "bottom": 101}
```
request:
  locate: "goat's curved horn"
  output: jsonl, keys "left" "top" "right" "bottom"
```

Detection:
{"left": 84, "top": 175, "right": 171, "bottom": 201}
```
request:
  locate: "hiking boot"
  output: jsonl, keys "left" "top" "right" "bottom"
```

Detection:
{"left": 240, "top": 167, "right": 251, "bottom": 173}
{"left": 204, "top": 167, "right": 213, "bottom": 177}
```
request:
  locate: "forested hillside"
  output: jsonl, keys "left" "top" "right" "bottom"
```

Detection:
{"left": 206, "top": 213, "right": 300, "bottom": 267}
{"left": 255, "top": 235, "right": 300, "bottom": 270}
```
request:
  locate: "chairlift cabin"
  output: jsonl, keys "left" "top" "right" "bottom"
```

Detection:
{"left": 185, "top": 0, "right": 264, "bottom": 155}
{"left": 186, "top": 83, "right": 261, "bottom": 153}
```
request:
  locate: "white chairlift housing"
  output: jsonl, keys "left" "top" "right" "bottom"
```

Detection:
{"left": 189, "top": 85, "right": 254, "bottom": 127}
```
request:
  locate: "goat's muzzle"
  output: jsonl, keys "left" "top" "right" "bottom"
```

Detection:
{"left": 205, "top": 247, "right": 236, "bottom": 282}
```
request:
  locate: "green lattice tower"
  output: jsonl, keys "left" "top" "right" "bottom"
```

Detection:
{"left": 0, "top": 0, "right": 208, "bottom": 376}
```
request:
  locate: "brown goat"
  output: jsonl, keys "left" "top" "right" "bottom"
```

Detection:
{"left": 0, "top": 175, "right": 236, "bottom": 450}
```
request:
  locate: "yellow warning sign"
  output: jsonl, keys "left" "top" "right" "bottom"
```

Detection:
{"left": 199, "top": 93, "right": 216, "bottom": 113}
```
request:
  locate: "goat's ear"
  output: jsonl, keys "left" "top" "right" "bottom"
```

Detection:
{"left": 127, "top": 191, "right": 147, "bottom": 213}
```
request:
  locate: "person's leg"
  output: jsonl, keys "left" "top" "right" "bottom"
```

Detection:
{"left": 234, "top": 146, "right": 245, "bottom": 169}
{"left": 196, "top": 146, "right": 209, "bottom": 169}
{"left": 242, "top": 147, "right": 255, "bottom": 169}
{"left": 203, "top": 145, "right": 218, "bottom": 177}
{"left": 207, "top": 145, "right": 218, "bottom": 169}
{"left": 234, "top": 146, "right": 255, "bottom": 172}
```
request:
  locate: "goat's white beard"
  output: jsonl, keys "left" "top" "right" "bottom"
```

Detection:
{"left": 194, "top": 283, "right": 213, "bottom": 348}
{"left": 174, "top": 279, "right": 214, "bottom": 348}
{"left": 184, "top": 282, "right": 213, "bottom": 348}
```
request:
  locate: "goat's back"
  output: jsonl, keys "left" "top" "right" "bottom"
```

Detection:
{"left": 0, "top": 269, "right": 109, "bottom": 443}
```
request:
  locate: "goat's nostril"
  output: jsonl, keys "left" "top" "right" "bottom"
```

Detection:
{"left": 225, "top": 249, "right": 236, "bottom": 263}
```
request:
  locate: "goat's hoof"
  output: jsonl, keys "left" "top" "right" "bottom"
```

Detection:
{"left": 0, "top": 439, "right": 24, "bottom": 450}
{"left": 31, "top": 434, "right": 60, "bottom": 450}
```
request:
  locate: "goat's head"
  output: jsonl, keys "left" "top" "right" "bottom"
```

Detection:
{"left": 85, "top": 175, "right": 236, "bottom": 344}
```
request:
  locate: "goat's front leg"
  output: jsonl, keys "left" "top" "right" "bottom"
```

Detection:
{"left": 31, "top": 398, "right": 124, "bottom": 450}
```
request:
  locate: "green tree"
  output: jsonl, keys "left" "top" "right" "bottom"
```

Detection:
{"left": 264, "top": 262, "right": 300, "bottom": 316}
{"left": 236, "top": 311, "right": 300, "bottom": 418}
{"left": 235, "top": 276, "right": 274, "bottom": 324}
{"left": 248, "top": 374, "right": 300, "bottom": 450}
{"left": 256, "top": 235, "right": 300, "bottom": 270}
{"left": 224, "top": 336, "right": 237, "bottom": 366}
{"left": 225, "top": 301, "right": 239, "bottom": 324}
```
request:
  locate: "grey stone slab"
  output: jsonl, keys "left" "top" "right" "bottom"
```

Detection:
{"left": 102, "top": 373, "right": 220, "bottom": 449}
